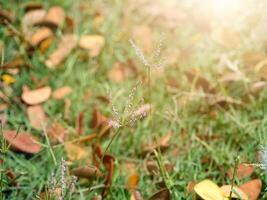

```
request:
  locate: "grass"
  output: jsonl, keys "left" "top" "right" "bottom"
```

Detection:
{"left": 1, "top": 0, "right": 267, "bottom": 199}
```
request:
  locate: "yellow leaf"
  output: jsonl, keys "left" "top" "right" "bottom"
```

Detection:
{"left": 2, "top": 74, "right": 15, "bottom": 85}
{"left": 194, "top": 179, "right": 226, "bottom": 200}
{"left": 64, "top": 143, "right": 87, "bottom": 161}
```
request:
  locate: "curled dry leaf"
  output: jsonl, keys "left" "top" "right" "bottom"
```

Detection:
{"left": 24, "top": 2, "right": 43, "bottom": 13}
{"left": 64, "top": 143, "right": 87, "bottom": 161}
{"left": 0, "top": 57, "right": 25, "bottom": 69}
{"left": 47, "top": 123, "right": 66, "bottom": 144}
{"left": 145, "top": 160, "right": 173, "bottom": 176}
{"left": 239, "top": 179, "right": 262, "bottom": 200}
{"left": 102, "top": 154, "right": 115, "bottom": 197}
{"left": 52, "top": 86, "right": 72, "bottom": 99}
{"left": 43, "top": 6, "right": 65, "bottom": 28}
{"left": 0, "top": 8, "right": 13, "bottom": 23}
{"left": 3, "top": 130, "right": 41, "bottom": 154}
{"left": 220, "top": 185, "right": 248, "bottom": 200}
{"left": 227, "top": 163, "right": 253, "bottom": 180}
{"left": 194, "top": 179, "right": 225, "bottom": 200}
{"left": 71, "top": 166, "right": 103, "bottom": 179}
{"left": 22, "top": 9, "right": 46, "bottom": 33}
{"left": 75, "top": 112, "right": 84, "bottom": 135}
{"left": 79, "top": 35, "right": 105, "bottom": 57}
{"left": 148, "top": 188, "right": 170, "bottom": 200}
{"left": 45, "top": 34, "right": 77, "bottom": 68}
{"left": 28, "top": 27, "right": 53, "bottom": 46}
{"left": 90, "top": 108, "right": 108, "bottom": 130}
{"left": 27, "top": 105, "right": 46, "bottom": 130}
{"left": 22, "top": 86, "right": 51, "bottom": 105}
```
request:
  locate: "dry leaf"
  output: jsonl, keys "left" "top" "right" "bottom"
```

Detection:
{"left": 45, "top": 34, "right": 77, "bottom": 68}
{"left": 79, "top": 35, "right": 105, "bottom": 57}
{"left": 108, "top": 60, "right": 138, "bottom": 83}
{"left": 148, "top": 188, "right": 170, "bottom": 200}
{"left": 127, "top": 172, "right": 138, "bottom": 190}
{"left": 185, "top": 68, "right": 212, "bottom": 93}
{"left": 145, "top": 160, "right": 173, "bottom": 176}
{"left": 90, "top": 108, "right": 108, "bottom": 130}
{"left": 130, "top": 190, "right": 143, "bottom": 200}
{"left": 24, "top": 2, "right": 43, "bottom": 13}
{"left": 22, "top": 86, "right": 51, "bottom": 105}
{"left": 102, "top": 154, "right": 115, "bottom": 197}
{"left": 239, "top": 179, "right": 262, "bottom": 200}
{"left": 220, "top": 185, "right": 248, "bottom": 200}
{"left": 52, "top": 86, "right": 72, "bottom": 99}
{"left": 186, "top": 181, "right": 196, "bottom": 194}
{"left": 71, "top": 166, "right": 103, "bottom": 179}
{"left": 28, "top": 27, "right": 53, "bottom": 46}
{"left": 3, "top": 130, "right": 41, "bottom": 154}
{"left": 132, "top": 25, "right": 152, "bottom": 52}
{"left": 242, "top": 52, "right": 266, "bottom": 69}
{"left": 194, "top": 179, "right": 225, "bottom": 200}
{"left": 22, "top": 9, "right": 46, "bottom": 33}
{"left": 39, "top": 37, "right": 53, "bottom": 53}
{"left": 249, "top": 81, "right": 266, "bottom": 95}
{"left": 47, "top": 123, "right": 66, "bottom": 144}
{"left": 207, "top": 95, "right": 242, "bottom": 107}
{"left": 0, "top": 8, "right": 13, "bottom": 23}
{"left": 43, "top": 6, "right": 65, "bottom": 28}
{"left": 75, "top": 112, "right": 84, "bottom": 135}
{"left": 64, "top": 143, "right": 87, "bottom": 161}
{"left": 27, "top": 105, "right": 46, "bottom": 130}
{"left": 227, "top": 163, "right": 254, "bottom": 180}
{"left": 0, "top": 57, "right": 25, "bottom": 69}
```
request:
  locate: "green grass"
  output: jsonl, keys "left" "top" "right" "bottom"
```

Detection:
{"left": 1, "top": 0, "right": 267, "bottom": 199}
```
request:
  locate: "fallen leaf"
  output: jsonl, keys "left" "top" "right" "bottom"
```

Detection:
{"left": 0, "top": 57, "right": 25, "bottom": 69}
{"left": 64, "top": 143, "right": 87, "bottom": 161}
{"left": 227, "top": 163, "right": 254, "bottom": 180}
{"left": 239, "top": 179, "right": 262, "bottom": 200}
{"left": 132, "top": 25, "right": 152, "bottom": 52}
{"left": 27, "top": 105, "right": 46, "bottom": 130}
{"left": 90, "top": 108, "right": 108, "bottom": 130}
{"left": 0, "top": 8, "right": 13, "bottom": 23}
{"left": 52, "top": 86, "right": 72, "bottom": 99}
{"left": 130, "top": 190, "right": 143, "bottom": 200}
{"left": 249, "top": 81, "right": 266, "bottom": 95}
{"left": 45, "top": 34, "right": 77, "bottom": 68}
{"left": 185, "top": 68, "right": 212, "bottom": 93}
{"left": 22, "top": 9, "right": 46, "bottom": 33}
{"left": 127, "top": 171, "right": 138, "bottom": 190}
{"left": 108, "top": 60, "right": 138, "bottom": 83}
{"left": 79, "top": 35, "right": 105, "bottom": 57}
{"left": 145, "top": 160, "right": 173, "bottom": 176}
{"left": 194, "top": 179, "right": 225, "bottom": 200}
{"left": 24, "top": 2, "right": 43, "bottom": 12}
{"left": 39, "top": 37, "right": 53, "bottom": 53}
{"left": 1, "top": 74, "right": 15, "bottom": 85}
{"left": 186, "top": 181, "right": 196, "bottom": 194}
{"left": 220, "top": 185, "right": 248, "bottom": 200}
{"left": 75, "top": 112, "right": 84, "bottom": 135}
{"left": 22, "top": 86, "right": 51, "bottom": 105}
{"left": 102, "top": 154, "right": 115, "bottom": 197}
{"left": 47, "top": 123, "right": 66, "bottom": 144}
{"left": 43, "top": 6, "right": 65, "bottom": 28}
{"left": 28, "top": 27, "right": 53, "bottom": 46}
{"left": 3, "top": 130, "right": 41, "bottom": 154}
{"left": 207, "top": 95, "right": 242, "bottom": 107}
{"left": 71, "top": 166, "right": 103, "bottom": 179}
{"left": 147, "top": 188, "right": 170, "bottom": 200}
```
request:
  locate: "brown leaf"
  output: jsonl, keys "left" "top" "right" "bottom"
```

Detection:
{"left": 24, "top": 2, "right": 43, "bottom": 13}
{"left": 90, "top": 108, "right": 108, "bottom": 130}
{"left": 22, "top": 86, "right": 51, "bottom": 105}
{"left": 47, "top": 123, "right": 66, "bottom": 144}
{"left": 45, "top": 34, "right": 77, "bottom": 68}
{"left": 39, "top": 37, "right": 53, "bottom": 53}
{"left": 28, "top": 27, "right": 53, "bottom": 46}
{"left": 130, "top": 190, "right": 143, "bottom": 200}
{"left": 52, "top": 86, "right": 72, "bottom": 99}
{"left": 145, "top": 160, "right": 173, "bottom": 176}
{"left": 3, "top": 130, "right": 41, "bottom": 154}
{"left": 102, "top": 154, "right": 115, "bottom": 197}
{"left": 186, "top": 181, "right": 196, "bottom": 194}
{"left": 43, "top": 6, "right": 65, "bottom": 28}
{"left": 79, "top": 35, "right": 105, "bottom": 57}
{"left": 239, "top": 179, "right": 262, "bottom": 200}
{"left": 148, "top": 188, "right": 170, "bottom": 200}
{"left": 22, "top": 9, "right": 46, "bottom": 33}
{"left": 108, "top": 60, "right": 138, "bottom": 83}
{"left": 0, "top": 8, "right": 13, "bottom": 23}
{"left": 75, "top": 112, "right": 84, "bottom": 135}
{"left": 220, "top": 185, "right": 248, "bottom": 199}
{"left": 71, "top": 166, "right": 103, "bottom": 179}
{"left": 227, "top": 163, "right": 254, "bottom": 180}
{"left": 132, "top": 25, "right": 152, "bottom": 52}
{"left": 185, "top": 68, "right": 212, "bottom": 93}
{"left": 0, "top": 57, "right": 25, "bottom": 69}
{"left": 64, "top": 143, "right": 87, "bottom": 161}
{"left": 207, "top": 95, "right": 242, "bottom": 107}
{"left": 27, "top": 105, "right": 46, "bottom": 130}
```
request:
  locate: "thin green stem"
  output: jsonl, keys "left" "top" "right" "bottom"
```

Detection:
{"left": 230, "top": 156, "right": 239, "bottom": 199}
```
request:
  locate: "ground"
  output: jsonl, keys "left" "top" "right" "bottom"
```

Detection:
{"left": 0, "top": 0, "right": 267, "bottom": 199}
